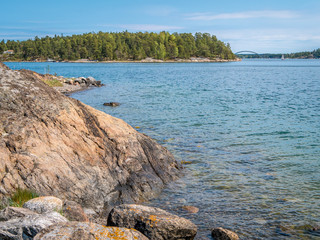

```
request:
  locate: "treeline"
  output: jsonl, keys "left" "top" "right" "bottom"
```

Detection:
{"left": 238, "top": 54, "right": 281, "bottom": 59}
{"left": 284, "top": 48, "right": 320, "bottom": 59}
{"left": 238, "top": 48, "right": 320, "bottom": 59}
{"left": 0, "top": 31, "right": 236, "bottom": 61}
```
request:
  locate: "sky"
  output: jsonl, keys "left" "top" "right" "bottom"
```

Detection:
{"left": 1, "top": 0, "right": 320, "bottom": 53}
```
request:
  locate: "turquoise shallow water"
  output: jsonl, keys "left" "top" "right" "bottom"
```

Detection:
{"left": 6, "top": 60, "right": 320, "bottom": 239}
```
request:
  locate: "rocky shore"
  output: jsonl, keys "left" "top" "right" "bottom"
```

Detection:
{"left": 5, "top": 57, "right": 241, "bottom": 64}
{"left": 0, "top": 62, "right": 181, "bottom": 212}
{"left": 15, "top": 69, "right": 104, "bottom": 94}
{"left": 0, "top": 195, "right": 239, "bottom": 239}
{"left": 0, "top": 62, "right": 240, "bottom": 239}
{"left": 73, "top": 57, "right": 242, "bottom": 63}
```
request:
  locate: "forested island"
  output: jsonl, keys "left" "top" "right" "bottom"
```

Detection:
{"left": 0, "top": 31, "right": 236, "bottom": 62}
{"left": 237, "top": 48, "right": 320, "bottom": 59}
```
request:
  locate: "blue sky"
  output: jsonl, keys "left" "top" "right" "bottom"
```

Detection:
{"left": 1, "top": 0, "right": 319, "bottom": 53}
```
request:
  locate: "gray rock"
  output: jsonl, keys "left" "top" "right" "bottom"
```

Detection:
{"left": 62, "top": 200, "right": 89, "bottom": 222}
{"left": 83, "top": 208, "right": 97, "bottom": 216}
{"left": 86, "top": 76, "right": 96, "bottom": 82}
{"left": 79, "top": 77, "right": 87, "bottom": 83}
{"left": 108, "top": 204, "right": 197, "bottom": 240}
{"left": 23, "top": 196, "right": 63, "bottom": 214}
{"left": 211, "top": 227, "right": 239, "bottom": 240}
{"left": 34, "top": 222, "right": 148, "bottom": 240}
{"left": 83, "top": 208, "right": 98, "bottom": 223}
{"left": 95, "top": 80, "right": 102, "bottom": 86}
{"left": 64, "top": 78, "right": 74, "bottom": 84}
{"left": 86, "top": 76, "right": 102, "bottom": 86}
{"left": 74, "top": 79, "right": 82, "bottom": 85}
{"left": 0, "top": 211, "right": 68, "bottom": 240}
{"left": 0, "top": 207, "right": 38, "bottom": 221}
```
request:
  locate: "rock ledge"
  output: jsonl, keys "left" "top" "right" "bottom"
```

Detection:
{"left": 0, "top": 62, "right": 182, "bottom": 214}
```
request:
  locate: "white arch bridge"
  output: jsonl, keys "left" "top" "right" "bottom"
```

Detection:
{"left": 235, "top": 51, "right": 260, "bottom": 55}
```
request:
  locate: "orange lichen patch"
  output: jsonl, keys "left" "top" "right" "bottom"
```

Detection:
{"left": 128, "top": 207, "right": 140, "bottom": 213}
{"left": 146, "top": 214, "right": 160, "bottom": 228}
{"left": 93, "top": 226, "right": 141, "bottom": 240}
{"left": 148, "top": 215, "right": 158, "bottom": 223}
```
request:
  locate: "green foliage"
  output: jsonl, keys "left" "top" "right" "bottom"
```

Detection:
{"left": 43, "top": 78, "right": 63, "bottom": 87}
{"left": 58, "top": 209, "right": 65, "bottom": 217}
{"left": 0, "top": 188, "right": 39, "bottom": 209}
{"left": 0, "top": 31, "right": 236, "bottom": 61}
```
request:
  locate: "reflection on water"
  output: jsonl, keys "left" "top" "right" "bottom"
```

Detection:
{"left": 6, "top": 59, "right": 320, "bottom": 239}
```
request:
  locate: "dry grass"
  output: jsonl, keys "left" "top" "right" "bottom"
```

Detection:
{"left": 43, "top": 78, "right": 63, "bottom": 87}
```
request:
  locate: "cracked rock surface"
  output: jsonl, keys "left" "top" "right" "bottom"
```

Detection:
{"left": 108, "top": 204, "right": 197, "bottom": 240}
{"left": 0, "top": 62, "right": 181, "bottom": 214}
{"left": 34, "top": 222, "right": 149, "bottom": 240}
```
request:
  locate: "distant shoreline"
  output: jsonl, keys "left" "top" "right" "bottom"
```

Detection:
{"left": 4, "top": 58, "right": 242, "bottom": 63}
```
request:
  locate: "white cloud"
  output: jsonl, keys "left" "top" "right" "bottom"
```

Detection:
{"left": 208, "top": 28, "right": 320, "bottom": 53}
{"left": 214, "top": 29, "right": 320, "bottom": 41}
{"left": 187, "top": 10, "right": 299, "bottom": 21}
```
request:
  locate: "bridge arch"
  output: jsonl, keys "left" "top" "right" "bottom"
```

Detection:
{"left": 235, "top": 50, "right": 259, "bottom": 55}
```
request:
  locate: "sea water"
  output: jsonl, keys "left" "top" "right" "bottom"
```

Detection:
{"left": 6, "top": 59, "right": 320, "bottom": 239}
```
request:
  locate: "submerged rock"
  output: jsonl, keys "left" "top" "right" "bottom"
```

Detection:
{"left": 107, "top": 204, "right": 197, "bottom": 240}
{"left": 0, "top": 211, "right": 68, "bottom": 240}
{"left": 211, "top": 227, "right": 239, "bottom": 240}
{"left": 0, "top": 62, "right": 181, "bottom": 214}
{"left": 23, "top": 196, "right": 63, "bottom": 214}
{"left": 181, "top": 205, "right": 199, "bottom": 214}
{"left": 103, "top": 102, "right": 120, "bottom": 107}
{"left": 34, "top": 222, "right": 148, "bottom": 240}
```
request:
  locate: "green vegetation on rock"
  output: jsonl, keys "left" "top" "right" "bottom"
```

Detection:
{"left": 0, "top": 31, "right": 236, "bottom": 61}
{"left": 43, "top": 78, "right": 63, "bottom": 87}
{"left": 0, "top": 188, "right": 39, "bottom": 209}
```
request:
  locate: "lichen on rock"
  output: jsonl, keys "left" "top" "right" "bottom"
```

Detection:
{"left": 107, "top": 204, "right": 197, "bottom": 240}
{"left": 34, "top": 222, "right": 149, "bottom": 240}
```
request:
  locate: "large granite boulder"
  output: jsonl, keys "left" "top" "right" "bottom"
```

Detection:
{"left": 107, "top": 204, "right": 197, "bottom": 240}
{"left": 0, "top": 211, "right": 68, "bottom": 240}
{"left": 34, "top": 222, "right": 148, "bottom": 240}
{"left": 62, "top": 200, "right": 89, "bottom": 222}
{"left": 23, "top": 196, "right": 63, "bottom": 214}
{"left": 0, "top": 63, "right": 181, "bottom": 214}
{"left": 0, "top": 206, "right": 37, "bottom": 221}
